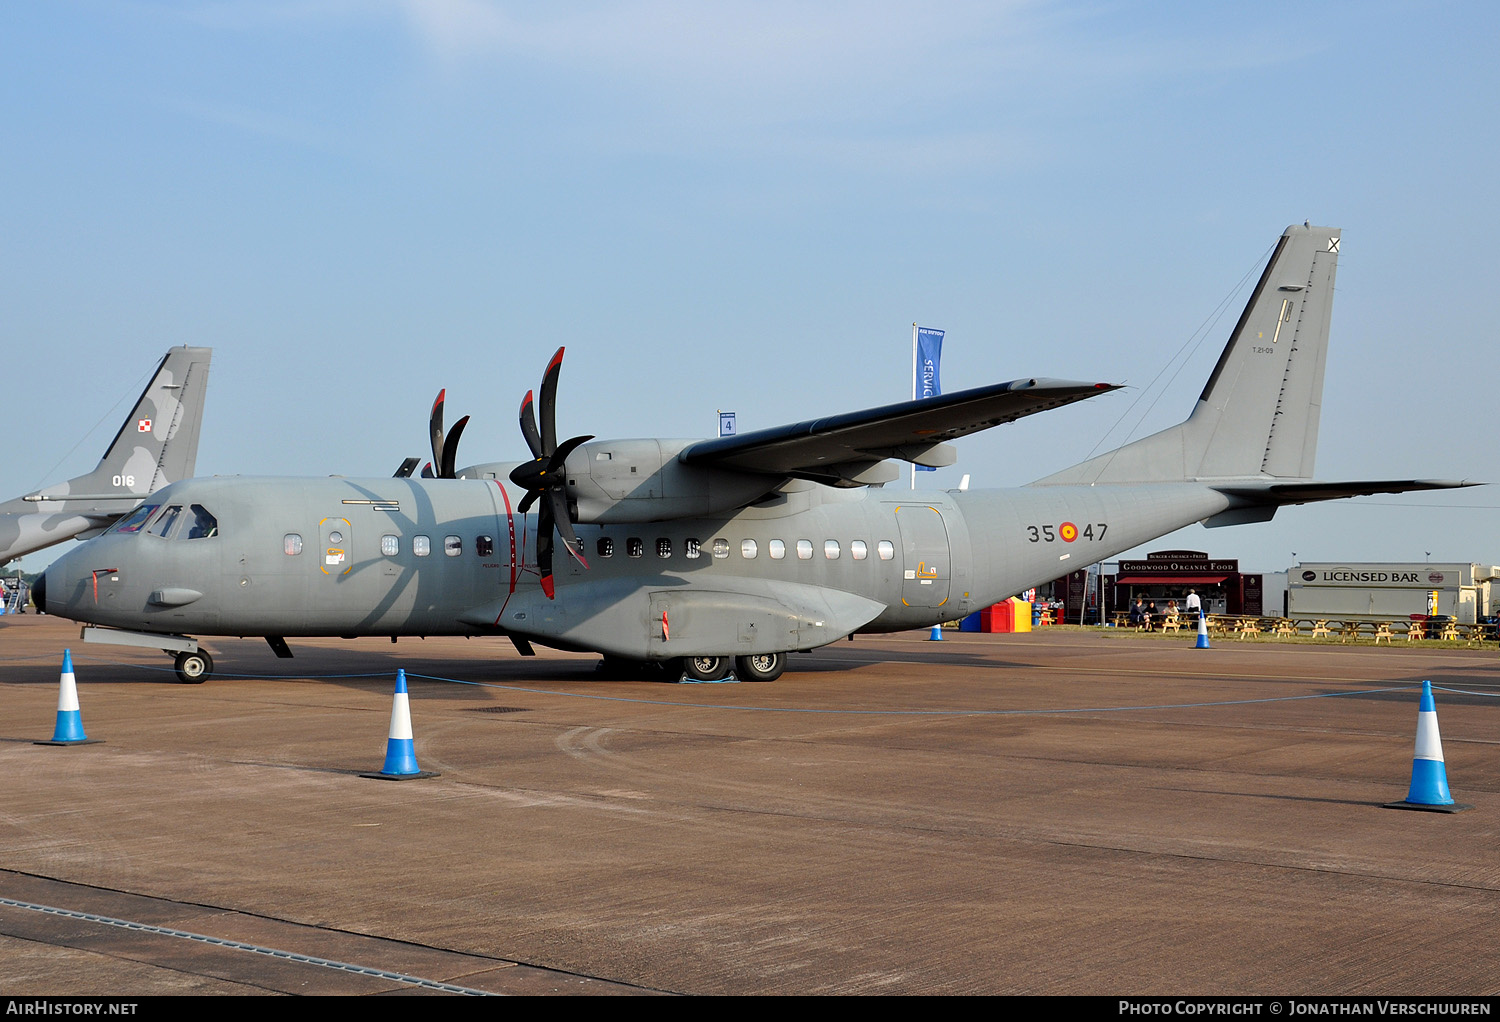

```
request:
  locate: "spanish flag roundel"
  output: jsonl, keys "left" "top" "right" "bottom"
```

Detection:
{"left": 1059, "top": 522, "right": 1078, "bottom": 542}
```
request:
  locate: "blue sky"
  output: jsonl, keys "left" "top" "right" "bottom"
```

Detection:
{"left": 4, "top": 1, "right": 1496, "bottom": 573}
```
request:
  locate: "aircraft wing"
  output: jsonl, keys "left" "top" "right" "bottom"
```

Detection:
{"left": 679, "top": 377, "right": 1119, "bottom": 484}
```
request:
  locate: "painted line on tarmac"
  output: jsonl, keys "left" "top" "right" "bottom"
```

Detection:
{"left": 404, "top": 673, "right": 1455, "bottom": 717}
{"left": 0, "top": 896, "right": 495, "bottom": 995}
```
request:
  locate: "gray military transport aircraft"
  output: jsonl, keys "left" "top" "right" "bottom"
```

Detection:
{"left": 1, "top": 346, "right": 211, "bottom": 568}
{"left": 35, "top": 227, "right": 1469, "bottom": 682}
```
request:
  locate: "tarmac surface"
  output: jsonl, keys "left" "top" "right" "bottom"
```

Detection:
{"left": 1, "top": 613, "right": 1497, "bottom": 996}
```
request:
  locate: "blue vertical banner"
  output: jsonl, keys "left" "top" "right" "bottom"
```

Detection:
{"left": 914, "top": 327, "right": 944, "bottom": 471}
{"left": 915, "top": 327, "right": 944, "bottom": 401}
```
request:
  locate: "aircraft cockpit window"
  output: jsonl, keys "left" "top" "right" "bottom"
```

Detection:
{"left": 597, "top": 537, "right": 614, "bottom": 557}
{"left": 284, "top": 534, "right": 303, "bottom": 556}
{"left": 147, "top": 505, "right": 183, "bottom": 538}
{"left": 413, "top": 536, "right": 431, "bottom": 557}
{"left": 712, "top": 538, "right": 729, "bottom": 559}
{"left": 444, "top": 535, "right": 462, "bottom": 557}
{"left": 656, "top": 538, "right": 671, "bottom": 558}
{"left": 476, "top": 536, "right": 494, "bottom": 557}
{"left": 824, "top": 540, "right": 840, "bottom": 560}
{"left": 851, "top": 540, "right": 868, "bottom": 560}
{"left": 796, "top": 540, "right": 813, "bottom": 560}
{"left": 768, "top": 540, "right": 785, "bottom": 560}
{"left": 685, "top": 538, "right": 700, "bottom": 559}
{"left": 627, "top": 538, "right": 643, "bottom": 558}
{"left": 185, "top": 505, "right": 217, "bottom": 539}
{"left": 877, "top": 541, "right": 895, "bottom": 560}
{"left": 112, "top": 504, "right": 160, "bottom": 534}
{"left": 741, "top": 539, "right": 757, "bottom": 559}
{"left": 381, "top": 535, "right": 400, "bottom": 556}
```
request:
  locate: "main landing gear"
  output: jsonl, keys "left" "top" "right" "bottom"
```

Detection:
{"left": 595, "top": 651, "right": 789, "bottom": 683}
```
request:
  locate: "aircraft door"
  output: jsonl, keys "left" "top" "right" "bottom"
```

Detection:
{"left": 894, "top": 504, "right": 951, "bottom": 610}
{"left": 320, "top": 517, "right": 353, "bottom": 578}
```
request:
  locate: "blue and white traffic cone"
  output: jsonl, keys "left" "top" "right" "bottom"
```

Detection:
{"left": 929, "top": 624, "right": 944, "bottom": 641}
{"left": 37, "top": 649, "right": 98, "bottom": 746}
{"left": 363, "top": 669, "right": 437, "bottom": 780}
{"left": 1385, "top": 681, "right": 1470, "bottom": 813}
{"left": 1195, "top": 612, "right": 1210, "bottom": 649}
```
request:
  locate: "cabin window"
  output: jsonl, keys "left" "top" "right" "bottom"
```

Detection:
{"left": 147, "top": 505, "right": 182, "bottom": 538}
{"left": 851, "top": 540, "right": 868, "bottom": 560}
{"left": 741, "top": 539, "right": 757, "bottom": 559}
{"left": 597, "top": 537, "right": 614, "bottom": 557}
{"left": 877, "top": 540, "right": 895, "bottom": 560}
{"left": 768, "top": 539, "right": 785, "bottom": 559}
{"left": 381, "top": 535, "right": 400, "bottom": 556}
{"left": 444, "top": 535, "right": 462, "bottom": 557}
{"left": 284, "top": 533, "right": 303, "bottom": 556}
{"left": 656, "top": 538, "right": 672, "bottom": 558}
{"left": 112, "top": 504, "right": 160, "bottom": 534}
{"left": 477, "top": 536, "right": 494, "bottom": 557}
{"left": 796, "top": 540, "right": 813, "bottom": 560}
{"left": 685, "top": 538, "right": 701, "bottom": 559}
{"left": 712, "top": 538, "right": 730, "bottom": 559}
{"left": 186, "top": 505, "right": 217, "bottom": 539}
{"left": 413, "top": 535, "right": 431, "bottom": 557}
{"left": 627, "top": 538, "right": 643, "bottom": 558}
{"left": 824, "top": 540, "right": 840, "bottom": 559}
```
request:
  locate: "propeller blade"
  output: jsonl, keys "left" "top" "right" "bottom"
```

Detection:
{"left": 439, "top": 414, "right": 470, "bottom": 479}
{"left": 420, "top": 463, "right": 434, "bottom": 479}
{"left": 538, "top": 346, "right": 565, "bottom": 454}
{"left": 537, "top": 497, "right": 555, "bottom": 599}
{"left": 548, "top": 487, "right": 589, "bottom": 569}
{"left": 549, "top": 433, "right": 595, "bottom": 475}
{"left": 518, "top": 390, "right": 543, "bottom": 460}
{"left": 392, "top": 457, "right": 420, "bottom": 479}
{"left": 429, "top": 389, "right": 446, "bottom": 472}
{"left": 516, "top": 490, "right": 538, "bottom": 515}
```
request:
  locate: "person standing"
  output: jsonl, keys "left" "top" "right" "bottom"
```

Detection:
{"left": 1186, "top": 588, "right": 1202, "bottom": 623}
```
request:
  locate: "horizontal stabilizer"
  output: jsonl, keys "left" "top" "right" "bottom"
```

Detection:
{"left": 1214, "top": 479, "right": 1479, "bottom": 505}
{"left": 681, "top": 377, "right": 1118, "bottom": 483}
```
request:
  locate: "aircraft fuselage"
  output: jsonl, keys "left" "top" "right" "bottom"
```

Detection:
{"left": 40, "top": 473, "right": 1233, "bottom": 657}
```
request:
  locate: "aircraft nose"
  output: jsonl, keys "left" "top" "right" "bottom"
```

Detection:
{"left": 31, "top": 570, "right": 46, "bottom": 613}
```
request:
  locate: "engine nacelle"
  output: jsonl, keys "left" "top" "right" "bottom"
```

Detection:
{"left": 564, "top": 439, "right": 782, "bottom": 523}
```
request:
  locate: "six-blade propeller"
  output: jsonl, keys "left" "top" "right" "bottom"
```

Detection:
{"left": 508, "top": 347, "right": 593, "bottom": 598}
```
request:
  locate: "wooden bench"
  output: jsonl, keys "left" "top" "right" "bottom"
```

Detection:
{"left": 1373, "top": 622, "right": 1394, "bottom": 644}
{"left": 1236, "top": 619, "right": 1261, "bottom": 640}
{"left": 1405, "top": 621, "right": 1426, "bottom": 642}
{"left": 1160, "top": 614, "right": 1182, "bottom": 634}
{"left": 1310, "top": 620, "right": 1332, "bottom": 638}
{"left": 1273, "top": 618, "right": 1297, "bottom": 637}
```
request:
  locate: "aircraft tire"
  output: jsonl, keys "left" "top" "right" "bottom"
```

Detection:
{"left": 683, "top": 655, "right": 731, "bottom": 682}
{"left": 174, "top": 650, "right": 213, "bottom": 684}
{"left": 735, "top": 652, "right": 786, "bottom": 683}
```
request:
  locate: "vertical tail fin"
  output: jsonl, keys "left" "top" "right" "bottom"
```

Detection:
{"left": 1035, "top": 225, "right": 1340, "bottom": 485}
{"left": 59, "top": 346, "right": 213, "bottom": 498}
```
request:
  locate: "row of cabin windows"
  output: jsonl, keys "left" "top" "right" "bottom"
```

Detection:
{"left": 595, "top": 536, "right": 895, "bottom": 562}
{"left": 282, "top": 532, "right": 896, "bottom": 563}
{"left": 284, "top": 534, "right": 495, "bottom": 557}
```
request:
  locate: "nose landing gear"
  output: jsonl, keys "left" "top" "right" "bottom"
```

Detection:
{"left": 173, "top": 650, "right": 213, "bottom": 684}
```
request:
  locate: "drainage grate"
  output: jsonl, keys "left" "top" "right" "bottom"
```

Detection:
{"left": 467, "top": 706, "right": 532, "bottom": 715}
